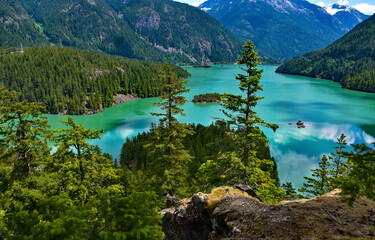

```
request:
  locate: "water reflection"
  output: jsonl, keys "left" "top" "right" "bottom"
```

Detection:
{"left": 269, "top": 122, "right": 375, "bottom": 145}
{"left": 268, "top": 122, "right": 375, "bottom": 188}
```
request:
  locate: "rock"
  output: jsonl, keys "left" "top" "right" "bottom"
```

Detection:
{"left": 162, "top": 188, "right": 375, "bottom": 239}
{"left": 136, "top": 11, "right": 160, "bottom": 29}
{"left": 162, "top": 187, "right": 261, "bottom": 240}
{"left": 296, "top": 120, "right": 305, "bottom": 128}
{"left": 234, "top": 184, "right": 263, "bottom": 202}
{"left": 161, "top": 193, "right": 212, "bottom": 240}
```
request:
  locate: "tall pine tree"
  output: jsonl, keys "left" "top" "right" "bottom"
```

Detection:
{"left": 146, "top": 63, "right": 193, "bottom": 207}
{"left": 197, "top": 40, "right": 283, "bottom": 203}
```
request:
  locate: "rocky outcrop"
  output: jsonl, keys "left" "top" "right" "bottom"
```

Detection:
{"left": 136, "top": 11, "right": 160, "bottom": 29}
{"left": 162, "top": 187, "right": 375, "bottom": 240}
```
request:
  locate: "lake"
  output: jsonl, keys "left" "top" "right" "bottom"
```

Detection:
{"left": 46, "top": 65, "right": 375, "bottom": 188}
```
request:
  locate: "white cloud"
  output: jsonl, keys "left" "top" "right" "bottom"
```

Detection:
{"left": 353, "top": 3, "right": 375, "bottom": 15}
{"left": 316, "top": 2, "right": 325, "bottom": 7}
{"left": 337, "top": 0, "right": 349, "bottom": 5}
{"left": 191, "top": 0, "right": 207, "bottom": 7}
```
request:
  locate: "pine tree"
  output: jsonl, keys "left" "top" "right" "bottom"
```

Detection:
{"left": 281, "top": 182, "right": 297, "bottom": 199}
{"left": 0, "top": 86, "right": 51, "bottom": 179}
{"left": 146, "top": 63, "right": 193, "bottom": 207}
{"left": 221, "top": 40, "right": 278, "bottom": 184}
{"left": 299, "top": 155, "right": 331, "bottom": 198}
{"left": 50, "top": 117, "right": 121, "bottom": 204}
{"left": 329, "top": 133, "right": 347, "bottom": 188}
{"left": 341, "top": 143, "right": 375, "bottom": 205}
{"left": 197, "top": 40, "right": 283, "bottom": 203}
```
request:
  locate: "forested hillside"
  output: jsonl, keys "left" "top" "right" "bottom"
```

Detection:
{"left": 0, "top": 0, "right": 243, "bottom": 64}
{"left": 0, "top": 0, "right": 49, "bottom": 46}
{"left": 276, "top": 14, "right": 375, "bottom": 93}
{"left": 0, "top": 46, "right": 189, "bottom": 114}
{"left": 117, "top": 0, "right": 242, "bottom": 64}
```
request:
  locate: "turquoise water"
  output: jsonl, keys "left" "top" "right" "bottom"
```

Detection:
{"left": 46, "top": 65, "right": 375, "bottom": 188}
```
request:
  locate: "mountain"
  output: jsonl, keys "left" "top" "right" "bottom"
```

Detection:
{"left": 0, "top": 0, "right": 243, "bottom": 64}
{"left": 276, "top": 14, "right": 375, "bottom": 93}
{"left": 0, "top": 46, "right": 189, "bottom": 114}
{"left": 325, "top": 3, "right": 370, "bottom": 30}
{"left": 199, "top": 0, "right": 348, "bottom": 60}
{"left": 0, "top": 0, "right": 49, "bottom": 46}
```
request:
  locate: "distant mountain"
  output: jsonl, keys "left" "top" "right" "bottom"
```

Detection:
{"left": 199, "top": 0, "right": 348, "bottom": 60}
{"left": 0, "top": 0, "right": 243, "bottom": 64}
{"left": 276, "top": 14, "right": 375, "bottom": 93}
{"left": 324, "top": 3, "right": 370, "bottom": 30}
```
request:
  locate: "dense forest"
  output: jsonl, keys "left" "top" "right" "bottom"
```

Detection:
{"left": 0, "top": 0, "right": 243, "bottom": 64}
{"left": 276, "top": 14, "right": 375, "bottom": 93}
{"left": 0, "top": 0, "right": 49, "bottom": 47}
{"left": 120, "top": 122, "right": 280, "bottom": 193}
{"left": 0, "top": 46, "right": 189, "bottom": 114}
{"left": 0, "top": 41, "right": 374, "bottom": 239}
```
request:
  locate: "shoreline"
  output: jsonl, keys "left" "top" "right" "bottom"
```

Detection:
{"left": 55, "top": 94, "right": 141, "bottom": 116}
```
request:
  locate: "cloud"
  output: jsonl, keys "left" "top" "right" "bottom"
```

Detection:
{"left": 191, "top": 0, "right": 207, "bottom": 7}
{"left": 316, "top": 2, "right": 325, "bottom": 7}
{"left": 353, "top": 3, "right": 375, "bottom": 15}
{"left": 270, "top": 145, "right": 319, "bottom": 189}
{"left": 337, "top": 0, "right": 349, "bottom": 5}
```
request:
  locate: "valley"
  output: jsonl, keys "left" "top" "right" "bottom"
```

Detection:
{"left": 45, "top": 64, "right": 375, "bottom": 188}
{"left": 0, "top": 0, "right": 374, "bottom": 238}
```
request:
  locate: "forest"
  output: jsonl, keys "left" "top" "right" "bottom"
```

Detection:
{"left": 1, "top": 0, "right": 243, "bottom": 64}
{"left": 0, "top": 41, "right": 374, "bottom": 239}
{"left": 0, "top": 46, "right": 189, "bottom": 115}
{"left": 276, "top": 14, "right": 375, "bottom": 93}
{"left": 192, "top": 93, "right": 221, "bottom": 103}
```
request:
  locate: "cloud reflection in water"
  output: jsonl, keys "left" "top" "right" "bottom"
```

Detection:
{"left": 267, "top": 121, "right": 374, "bottom": 189}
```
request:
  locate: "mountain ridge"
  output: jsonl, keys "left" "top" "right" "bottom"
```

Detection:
{"left": 0, "top": 0, "right": 243, "bottom": 64}
{"left": 276, "top": 14, "right": 375, "bottom": 93}
{"left": 199, "top": 0, "right": 366, "bottom": 60}
{"left": 324, "top": 3, "right": 370, "bottom": 30}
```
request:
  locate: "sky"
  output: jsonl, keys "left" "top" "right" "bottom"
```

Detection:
{"left": 175, "top": 0, "right": 375, "bottom": 15}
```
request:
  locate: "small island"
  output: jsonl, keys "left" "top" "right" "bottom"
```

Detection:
{"left": 192, "top": 93, "right": 221, "bottom": 103}
{"left": 193, "top": 61, "right": 212, "bottom": 68}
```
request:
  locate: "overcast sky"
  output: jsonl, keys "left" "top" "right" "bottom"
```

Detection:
{"left": 175, "top": 0, "right": 375, "bottom": 15}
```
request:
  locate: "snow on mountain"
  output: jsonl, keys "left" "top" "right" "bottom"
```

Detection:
{"left": 324, "top": 3, "right": 369, "bottom": 30}
{"left": 325, "top": 3, "right": 360, "bottom": 16}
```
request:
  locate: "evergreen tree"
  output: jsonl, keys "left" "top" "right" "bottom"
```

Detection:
{"left": 221, "top": 39, "right": 278, "bottom": 184}
{"left": 50, "top": 117, "right": 121, "bottom": 204}
{"left": 197, "top": 40, "right": 283, "bottom": 203}
{"left": 281, "top": 182, "right": 297, "bottom": 199}
{"left": 146, "top": 63, "right": 193, "bottom": 207}
{"left": 341, "top": 143, "right": 375, "bottom": 205}
{"left": 328, "top": 133, "right": 347, "bottom": 188}
{"left": 0, "top": 90, "right": 164, "bottom": 239}
{"left": 299, "top": 155, "right": 331, "bottom": 198}
{"left": 0, "top": 86, "right": 51, "bottom": 180}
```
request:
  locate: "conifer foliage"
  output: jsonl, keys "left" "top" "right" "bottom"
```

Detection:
{"left": 0, "top": 46, "right": 189, "bottom": 115}
{"left": 0, "top": 87, "right": 163, "bottom": 239}
{"left": 146, "top": 63, "right": 194, "bottom": 207}
{"left": 300, "top": 133, "right": 375, "bottom": 204}
{"left": 197, "top": 40, "right": 282, "bottom": 203}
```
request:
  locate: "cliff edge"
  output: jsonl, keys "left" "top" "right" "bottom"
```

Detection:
{"left": 161, "top": 187, "right": 375, "bottom": 239}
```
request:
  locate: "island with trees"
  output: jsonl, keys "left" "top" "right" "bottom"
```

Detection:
{"left": 192, "top": 93, "right": 221, "bottom": 103}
